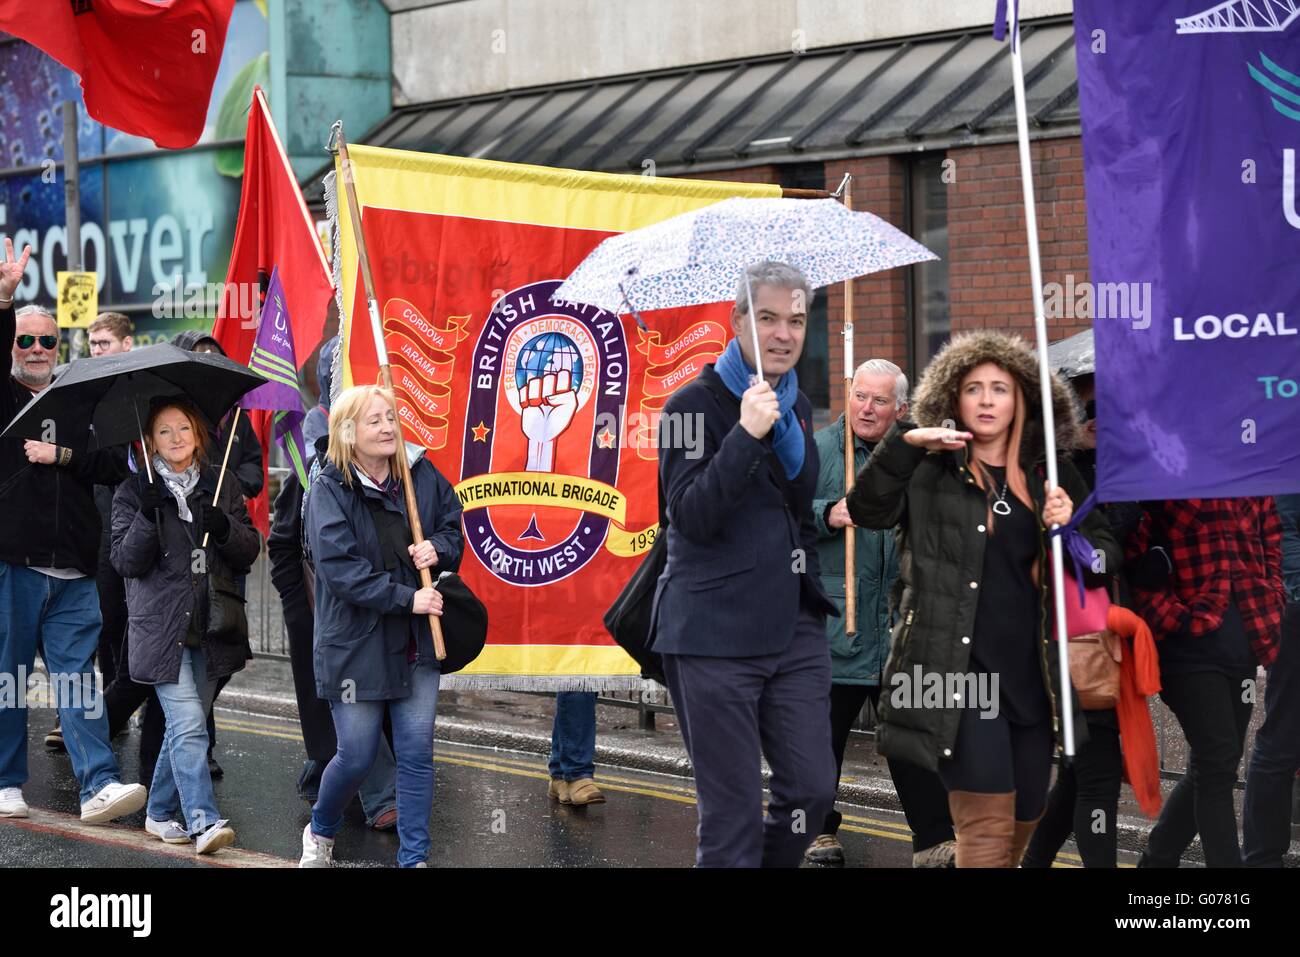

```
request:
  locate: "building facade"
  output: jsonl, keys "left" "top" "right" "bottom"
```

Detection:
{"left": 350, "top": 0, "right": 1091, "bottom": 421}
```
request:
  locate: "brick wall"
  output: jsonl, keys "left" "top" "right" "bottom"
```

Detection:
{"left": 700, "top": 136, "right": 1090, "bottom": 413}
{"left": 821, "top": 155, "right": 910, "bottom": 415}
{"left": 945, "top": 138, "right": 1090, "bottom": 343}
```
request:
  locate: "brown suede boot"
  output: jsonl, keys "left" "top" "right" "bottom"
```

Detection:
{"left": 947, "top": 791, "right": 1016, "bottom": 868}
{"left": 1010, "top": 814, "right": 1044, "bottom": 868}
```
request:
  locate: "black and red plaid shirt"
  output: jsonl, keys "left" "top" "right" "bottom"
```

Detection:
{"left": 1127, "top": 498, "right": 1285, "bottom": 667}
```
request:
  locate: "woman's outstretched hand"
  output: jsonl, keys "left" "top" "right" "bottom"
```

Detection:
{"left": 902, "top": 427, "right": 972, "bottom": 451}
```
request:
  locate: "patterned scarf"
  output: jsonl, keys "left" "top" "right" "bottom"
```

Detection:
{"left": 151, "top": 455, "right": 201, "bottom": 522}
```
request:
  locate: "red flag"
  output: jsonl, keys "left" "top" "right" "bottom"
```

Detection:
{"left": 0, "top": 0, "right": 236, "bottom": 150}
{"left": 212, "top": 85, "right": 334, "bottom": 534}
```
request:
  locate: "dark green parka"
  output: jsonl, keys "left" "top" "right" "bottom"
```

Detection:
{"left": 845, "top": 332, "right": 1120, "bottom": 773}
{"left": 813, "top": 414, "right": 898, "bottom": 685}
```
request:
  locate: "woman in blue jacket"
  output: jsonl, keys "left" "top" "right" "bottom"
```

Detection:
{"left": 299, "top": 385, "right": 463, "bottom": 868}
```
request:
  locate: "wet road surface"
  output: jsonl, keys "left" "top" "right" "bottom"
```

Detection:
{"left": 2, "top": 707, "right": 1112, "bottom": 868}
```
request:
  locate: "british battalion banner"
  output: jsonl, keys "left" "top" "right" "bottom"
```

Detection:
{"left": 329, "top": 146, "right": 779, "bottom": 688}
{"left": 1075, "top": 1, "right": 1300, "bottom": 500}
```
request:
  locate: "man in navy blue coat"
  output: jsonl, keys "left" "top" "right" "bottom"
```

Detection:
{"left": 650, "top": 261, "right": 838, "bottom": 867}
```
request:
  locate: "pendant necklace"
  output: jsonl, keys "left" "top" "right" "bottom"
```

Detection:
{"left": 992, "top": 480, "right": 1012, "bottom": 516}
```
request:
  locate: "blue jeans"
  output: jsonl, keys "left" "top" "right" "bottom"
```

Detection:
{"left": 299, "top": 743, "right": 398, "bottom": 824}
{"left": 549, "top": 691, "right": 596, "bottom": 781}
{"left": 0, "top": 563, "right": 121, "bottom": 803}
{"left": 149, "top": 646, "right": 221, "bottom": 834}
{"left": 312, "top": 661, "right": 440, "bottom": 867}
{"left": 1243, "top": 602, "right": 1300, "bottom": 866}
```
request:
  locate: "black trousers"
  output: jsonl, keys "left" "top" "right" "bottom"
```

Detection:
{"left": 94, "top": 555, "right": 127, "bottom": 685}
{"left": 1021, "top": 711, "right": 1123, "bottom": 868}
{"left": 102, "top": 631, "right": 165, "bottom": 786}
{"left": 823, "top": 683, "right": 955, "bottom": 852}
{"left": 284, "top": 590, "right": 338, "bottom": 764}
{"left": 1243, "top": 603, "right": 1300, "bottom": 866}
{"left": 1144, "top": 669, "right": 1253, "bottom": 867}
{"left": 938, "top": 703, "right": 1054, "bottom": 821}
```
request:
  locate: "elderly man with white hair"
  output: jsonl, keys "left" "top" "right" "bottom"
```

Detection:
{"left": 0, "top": 238, "right": 143, "bottom": 825}
{"left": 805, "top": 358, "right": 956, "bottom": 867}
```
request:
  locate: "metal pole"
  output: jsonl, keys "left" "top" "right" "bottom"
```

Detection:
{"left": 841, "top": 177, "right": 856, "bottom": 637}
{"left": 1007, "top": 4, "right": 1075, "bottom": 756}
{"left": 63, "top": 100, "right": 80, "bottom": 272}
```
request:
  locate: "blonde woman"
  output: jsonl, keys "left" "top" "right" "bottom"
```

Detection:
{"left": 846, "top": 332, "right": 1120, "bottom": 867}
{"left": 299, "top": 385, "right": 463, "bottom": 868}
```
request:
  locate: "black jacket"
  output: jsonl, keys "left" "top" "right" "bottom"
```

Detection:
{"left": 1, "top": 305, "right": 129, "bottom": 574}
{"left": 846, "top": 332, "right": 1121, "bottom": 771}
{"left": 111, "top": 465, "right": 261, "bottom": 684}
{"left": 649, "top": 365, "right": 836, "bottom": 658}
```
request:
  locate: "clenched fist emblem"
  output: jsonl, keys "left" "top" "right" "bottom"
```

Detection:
{"left": 522, "top": 369, "right": 577, "bottom": 471}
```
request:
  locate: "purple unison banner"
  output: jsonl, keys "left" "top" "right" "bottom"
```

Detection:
{"left": 1074, "top": 1, "right": 1300, "bottom": 501}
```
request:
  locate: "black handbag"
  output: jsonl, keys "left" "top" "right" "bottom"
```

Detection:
{"left": 602, "top": 527, "right": 667, "bottom": 684}
{"left": 205, "top": 570, "right": 248, "bottom": 644}
{"left": 433, "top": 571, "right": 488, "bottom": 674}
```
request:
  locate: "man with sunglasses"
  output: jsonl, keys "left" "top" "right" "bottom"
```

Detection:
{"left": 0, "top": 238, "right": 145, "bottom": 825}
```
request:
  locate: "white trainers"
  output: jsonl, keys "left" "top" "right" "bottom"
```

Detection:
{"left": 144, "top": 817, "right": 190, "bottom": 845}
{"left": 195, "top": 820, "right": 236, "bottom": 855}
{"left": 0, "top": 787, "right": 29, "bottom": 818}
{"left": 298, "top": 823, "right": 334, "bottom": 868}
{"left": 80, "top": 782, "right": 147, "bottom": 824}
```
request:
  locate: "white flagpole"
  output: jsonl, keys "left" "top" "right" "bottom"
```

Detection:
{"left": 1007, "top": 2, "right": 1075, "bottom": 757}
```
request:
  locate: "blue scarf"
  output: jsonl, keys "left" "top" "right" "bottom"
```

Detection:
{"left": 714, "top": 338, "right": 805, "bottom": 479}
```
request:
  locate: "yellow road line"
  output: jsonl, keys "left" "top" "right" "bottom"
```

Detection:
{"left": 212, "top": 717, "right": 1117, "bottom": 867}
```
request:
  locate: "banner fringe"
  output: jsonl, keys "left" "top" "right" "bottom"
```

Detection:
{"left": 438, "top": 674, "right": 660, "bottom": 693}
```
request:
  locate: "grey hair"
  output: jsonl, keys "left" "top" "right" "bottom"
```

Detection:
{"left": 853, "top": 358, "right": 909, "bottom": 408}
{"left": 734, "top": 261, "right": 815, "bottom": 315}
{"left": 15, "top": 304, "right": 55, "bottom": 326}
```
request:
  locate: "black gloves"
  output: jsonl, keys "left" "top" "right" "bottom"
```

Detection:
{"left": 137, "top": 473, "right": 166, "bottom": 517}
{"left": 201, "top": 502, "right": 231, "bottom": 541}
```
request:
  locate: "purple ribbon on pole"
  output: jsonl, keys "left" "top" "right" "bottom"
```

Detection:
{"left": 992, "top": 0, "right": 1019, "bottom": 52}
{"left": 1049, "top": 489, "right": 1099, "bottom": 607}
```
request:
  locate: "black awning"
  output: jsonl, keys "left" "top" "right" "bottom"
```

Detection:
{"left": 306, "top": 15, "right": 1079, "bottom": 201}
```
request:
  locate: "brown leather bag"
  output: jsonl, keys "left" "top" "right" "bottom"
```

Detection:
{"left": 1067, "top": 628, "right": 1122, "bottom": 710}
{"left": 1055, "top": 567, "right": 1123, "bottom": 710}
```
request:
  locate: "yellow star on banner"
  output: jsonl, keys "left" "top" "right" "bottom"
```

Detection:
{"left": 472, "top": 421, "right": 491, "bottom": 443}
{"left": 597, "top": 428, "right": 616, "bottom": 449}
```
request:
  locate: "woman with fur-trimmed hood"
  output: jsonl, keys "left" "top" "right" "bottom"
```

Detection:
{"left": 846, "top": 331, "right": 1120, "bottom": 867}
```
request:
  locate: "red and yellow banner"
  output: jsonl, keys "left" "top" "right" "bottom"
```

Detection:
{"left": 335, "top": 146, "right": 779, "bottom": 688}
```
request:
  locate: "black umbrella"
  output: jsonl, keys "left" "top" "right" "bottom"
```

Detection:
{"left": 1, "top": 343, "right": 267, "bottom": 455}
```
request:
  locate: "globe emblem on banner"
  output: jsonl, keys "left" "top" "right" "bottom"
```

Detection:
{"left": 514, "top": 332, "right": 585, "bottom": 393}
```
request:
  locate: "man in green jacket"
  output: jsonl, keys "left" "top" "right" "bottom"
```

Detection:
{"left": 806, "top": 359, "right": 955, "bottom": 867}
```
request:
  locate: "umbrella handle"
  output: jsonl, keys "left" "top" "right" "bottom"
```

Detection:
{"left": 135, "top": 410, "right": 165, "bottom": 554}
{"left": 743, "top": 269, "right": 764, "bottom": 382}
{"left": 201, "top": 407, "right": 240, "bottom": 549}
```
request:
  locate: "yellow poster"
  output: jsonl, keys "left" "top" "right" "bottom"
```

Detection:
{"left": 56, "top": 272, "right": 98, "bottom": 328}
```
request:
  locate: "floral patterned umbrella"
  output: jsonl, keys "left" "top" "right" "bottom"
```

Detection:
{"left": 553, "top": 196, "right": 938, "bottom": 319}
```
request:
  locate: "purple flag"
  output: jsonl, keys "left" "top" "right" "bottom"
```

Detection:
{"left": 1076, "top": 1, "right": 1300, "bottom": 500}
{"left": 241, "top": 267, "right": 310, "bottom": 487}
